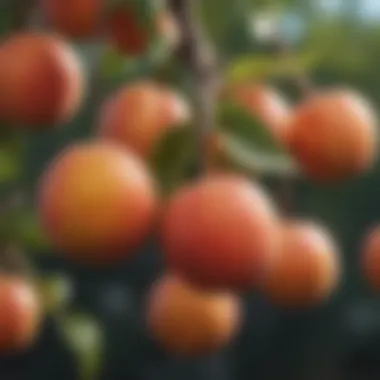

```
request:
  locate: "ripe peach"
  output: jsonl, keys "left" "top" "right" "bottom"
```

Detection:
{"left": 39, "top": 0, "right": 103, "bottom": 39}
{"left": 107, "top": 7, "right": 179, "bottom": 55}
{"left": 288, "top": 89, "right": 378, "bottom": 182}
{"left": 97, "top": 81, "right": 190, "bottom": 158}
{"left": 161, "top": 174, "right": 280, "bottom": 291}
{"left": 0, "top": 276, "right": 41, "bottom": 353}
{"left": 145, "top": 273, "right": 241, "bottom": 356}
{"left": 262, "top": 220, "right": 341, "bottom": 308}
{"left": 361, "top": 226, "right": 380, "bottom": 291}
{"left": 226, "top": 83, "right": 291, "bottom": 143}
{"left": 37, "top": 141, "right": 157, "bottom": 264}
{"left": 0, "top": 32, "right": 84, "bottom": 128}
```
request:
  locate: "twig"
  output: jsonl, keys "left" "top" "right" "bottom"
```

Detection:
{"left": 168, "top": 0, "right": 219, "bottom": 174}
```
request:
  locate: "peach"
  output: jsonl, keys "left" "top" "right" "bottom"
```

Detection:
{"left": 37, "top": 141, "right": 157, "bottom": 264}
{"left": 288, "top": 89, "right": 378, "bottom": 182}
{"left": 145, "top": 273, "right": 241, "bottom": 356}
{"left": 361, "top": 225, "right": 380, "bottom": 291}
{"left": 161, "top": 174, "right": 280, "bottom": 291}
{"left": 0, "top": 276, "right": 41, "bottom": 353}
{"left": 107, "top": 7, "right": 179, "bottom": 56}
{"left": 97, "top": 81, "right": 190, "bottom": 158}
{"left": 262, "top": 220, "right": 341, "bottom": 308}
{"left": 226, "top": 83, "right": 291, "bottom": 143}
{"left": 39, "top": 0, "right": 103, "bottom": 39}
{"left": 0, "top": 32, "right": 85, "bottom": 128}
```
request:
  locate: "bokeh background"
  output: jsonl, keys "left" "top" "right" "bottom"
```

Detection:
{"left": 1, "top": 0, "right": 380, "bottom": 379}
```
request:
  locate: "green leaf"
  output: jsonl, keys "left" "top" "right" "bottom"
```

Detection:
{"left": 38, "top": 275, "right": 73, "bottom": 315}
{"left": 98, "top": 39, "right": 172, "bottom": 90}
{"left": 98, "top": 46, "right": 139, "bottom": 82}
{"left": 150, "top": 126, "right": 196, "bottom": 196}
{"left": 219, "top": 131, "right": 298, "bottom": 177}
{"left": 59, "top": 313, "right": 104, "bottom": 380}
{"left": 11, "top": 209, "right": 50, "bottom": 252}
{"left": 225, "top": 50, "right": 320, "bottom": 84}
{"left": 0, "top": 149, "right": 22, "bottom": 183}
{"left": 216, "top": 102, "right": 299, "bottom": 178}
{"left": 0, "top": 132, "right": 24, "bottom": 184}
{"left": 218, "top": 101, "right": 286, "bottom": 154}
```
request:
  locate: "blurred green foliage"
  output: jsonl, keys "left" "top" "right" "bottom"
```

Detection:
{"left": 58, "top": 312, "right": 104, "bottom": 380}
{"left": 150, "top": 126, "right": 197, "bottom": 196}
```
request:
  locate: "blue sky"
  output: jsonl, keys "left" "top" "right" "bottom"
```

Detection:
{"left": 319, "top": 0, "right": 380, "bottom": 19}
{"left": 361, "top": 0, "right": 380, "bottom": 19}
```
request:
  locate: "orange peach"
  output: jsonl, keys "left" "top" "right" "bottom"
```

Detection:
{"left": 262, "top": 220, "right": 341, "bottom": 308}
{"left": 39, "top": 0, "right": 103, "bottom": 39}
{"left": 288, "top": 89, "right": 378, "bottom": 182}
{"left": 0, "top": 276, "right": 41, "bottom": 353}
{"left": 145, "top": 273, "right": 241, "bottom": 356}
{"left": 37, "top": 141, "right": 157, "bottom": 264}
{"left": 97, "top": 81, "right": 190, "bottom": 158}
{"left": 0, "top": 32, "right": 85, "bottom": 128}
{"left": 161, "top": 174, "right": 280, "bottom": 291}
{"left": 107, "top": 7, "right": 179, "bottom": 56}
{"left": 361, "top": 225, "right": 380, "bottom": 291}
{"left": 226, "top": 83, "right": 291, "bottom": 143}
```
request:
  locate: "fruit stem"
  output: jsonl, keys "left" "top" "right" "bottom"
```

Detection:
{"left": 168, "top": 0, "right": 220, "bottom": 174}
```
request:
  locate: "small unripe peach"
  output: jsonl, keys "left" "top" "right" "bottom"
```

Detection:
{"left": 288, "top": 89, "right": 378, "bottom": 182}
{"left": 361, "top": 226, "right": 380, "bottom": 291}
{"left": 0, "top": 276, "right": 41, "bottom": 353}
{"left": 97, "top": 81, "right": 190, "bottom": 158}
{"left": 0, "top": 32, "right": 85, "bottom": 128}
{"left": 226, "top": 83, "right": 291, "bottom": 143}
{"left": 262, "top": 220, "right": 341, "bottom": 308}
{"left": 37, "top": 141, "right": 157, "bottom": 264}
{"left": 39, "top": 0, "right": 103, "bottom": 39}
{"left": 145, "top": 274, "right": 241, "bottom": 356}
{"left": 161, "top": 174, "right": 280, "bottom": 291}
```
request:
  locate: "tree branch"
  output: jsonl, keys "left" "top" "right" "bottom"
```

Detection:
{"left": 168, "top": 0, "right": 219, "bottom": 173}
